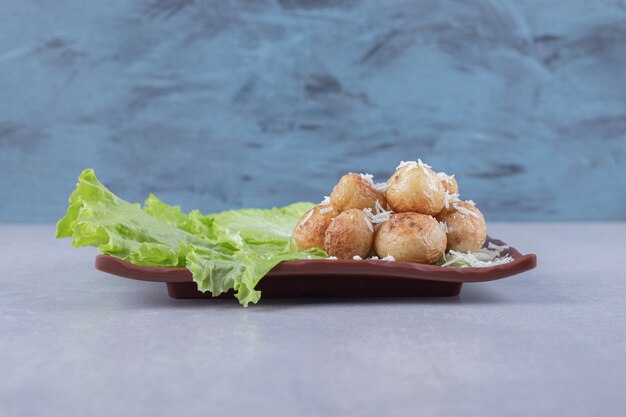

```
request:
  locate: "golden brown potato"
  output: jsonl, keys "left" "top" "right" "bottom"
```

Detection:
{"left": 292, "top": 205, "right": 339, "bottom": 251}
{"left": 374, "top": 212, "right": 446, "bottom": 263}
{"left": 437, "top": 172, "right": 459, "bottom": 195}
{"left": 385, "top": 162, "right": 446, "bottom": 215}
{"left": 330, "top": 173, "right": 386, "bottom": 212}
{"left": 324, "top": 208, "right": 374, "bottom": 259}
{"left": 437, "top": 201, "right": 486, "bottom": 252}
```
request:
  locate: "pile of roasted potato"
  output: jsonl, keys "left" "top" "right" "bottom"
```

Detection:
{"left": 292, "top": 160, "right": 487, "bottom": 264}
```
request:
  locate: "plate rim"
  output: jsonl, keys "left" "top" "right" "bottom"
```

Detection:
{"left": 94, "top": 236, "right": 537, "bottom": 285}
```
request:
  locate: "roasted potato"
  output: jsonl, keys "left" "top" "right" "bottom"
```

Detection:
{"left": 324, "top": 208, "right": 374, "bottom": 259}
{"left": 292, "top": 205, "right": 339, "bottom": 251}
{"left": 374, "top": 212, "right": 446, "bottom": 263}
{"left": 330, "top": 173, "right": 386, "bottom": 212}
{"left": 385, "top": 162, "right": 445, "bottom": 215}
{"left": 437, "top": 201, "right": 486, "bottom": 252}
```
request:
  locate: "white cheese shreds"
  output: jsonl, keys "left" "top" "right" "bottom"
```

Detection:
{"left": 466, "top": 199, "right": 476, "bottom": 207}
{"left": 381, "top": 255, "right": 396, "bottom": 261}
{"left": 327, "top": 256, "right": 338, "bottom": 260}
{"left": 320, "top": 196, "right": 331, "bottom": 206}
{"left": 417, "top": 159, "right": 431, "bottom": 169}
{"left": 437, "top": 172, "right": 455, "bottom": 181}
{"left": 440, "top": 246, "right": 513, "bottom": 268}
{"left": 397, "top": 159, "right": 432, "bottom": 171}
{"left": 357, "top": 172, "right": 387, "bottom": 191}
{"left": 363, "top": 201, "right": 393, "bottom": 227}
{"left": 373, "top": 182, "right": 388, "bottom": 192}
{"left": 487, "top": 242, "right": 510, "bottom": 253}
{"left": 396, "top": 160, "right": 417, "bottom": 171}
{"left": 306, "top": 255, "right": 312, "bottom": 259}
{"left": 359, "top": 173, "right": 374, "bottom": 185}
{"left": 372, "top": 210, "right": 393, "bottom": 224}
{"left": 453, "top": 203, "right": 480, "bottom": 219}
{"left": 352, "top": 255, "right": 363, "bottom": 260}
{"left": 319, "top": 206, "right": 333, "bottom": 214}
{"left": 369, "top": 256, "right": 379, "bottom": 260}
{"left": 300, "top": 209, "right": 314, "bottom": 225}
{"left": 444, "top": 192, "right": 460, "bottom": 209}
{"left": 364, "top": 215, "right": 374, "bottom": 232}
{"left": 440, "top": 221, "right": 450, "bottom": 233}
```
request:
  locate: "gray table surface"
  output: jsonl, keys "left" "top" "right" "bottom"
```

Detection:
{"left": 1, "top": 223, "right": 625, "bottom": 417}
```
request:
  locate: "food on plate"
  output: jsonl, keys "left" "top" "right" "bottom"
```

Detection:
{"left": 330, "top": 173, "right": 386, "bottom": 212}
{"left": 437, "top": 200, "right": 486, "bottom": 252}
{"left": 437, "top": 172, "right": 458, "bottom": 195}
{"left": 292, "top": 205, "right": 339, "bottom": 251}
{"left": 324, "top": 209, "right": 374, "bottom": 259}
{"left": 291, "top": 158, "right": 510, "bottom": 268}
{"left": 56, "top": 158, "right": 513, "bottom": 307}
{"left": 374, "top": 213, "right": 446, "bottom": 263}
{"left": 439, "top": 242, "right": 513, "bottom": 268}
{"left": 385, "top": 160, "right": 446, "bottom": 215}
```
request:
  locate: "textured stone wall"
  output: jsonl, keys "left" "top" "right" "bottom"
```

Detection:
{"left": 1, "top": 0, "right": 625, "bottom": 221}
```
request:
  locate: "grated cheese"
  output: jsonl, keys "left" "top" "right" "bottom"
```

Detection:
{"left": 359, "top": 173, "right": 375, "bottom": 185}
{"left": 373, "top": 182, "right": 388, "bottom": 192}
{"left": 488, "top": 242, "right": 509, "bottom": 253}
{"left": 352, "top": 255, "right": 363, "bottom": 260}
{"left": 444, "top": 192, "right": 460, "bottom": 209}
{"left": 380, "top": 255, "right": 396, "bottom": 261}
{"left": 300, "top": 209, "right": 314, "bottom": 225}
{"left": 453, "top": 203, "right": 479, "bottom": 219}
{"left": 417, "top": 159, "right": 431, "bottom": 169}
{"left": 439, "top": 221, "right": 450, "bottom": 233}
{"left": 437, "top": 172, "right": 455, "bottom": 182}
{"left": 319, "top": 206, "right": 333, "bottom": 214}
{"left": 440, "top": 246, "right": 513, "bottom": 268}
{"left": 320, "top": 196, "right": 331, "bottom": 206}
{"left": 396, "top": 159, "right": 432, "bottom": 170}
{"left": 396, "top": 160, "right": 417, "bottom": 171}
{"left": 363, "top": 201, "right": 393, "bottom": 227}
{"left": 327, "top": 256, "right": 338, "bottom": 260}
{"left": 363, "top": 215, "right": 374, "bottom": 232}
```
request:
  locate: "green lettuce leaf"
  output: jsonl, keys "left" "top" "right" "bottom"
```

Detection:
{"left": 56, "top": 169, "right": 325, "bottom": 306}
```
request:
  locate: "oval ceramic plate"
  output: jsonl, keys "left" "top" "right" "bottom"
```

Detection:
{"left": 95, "top": 236, "right": 537, "bottom": 299}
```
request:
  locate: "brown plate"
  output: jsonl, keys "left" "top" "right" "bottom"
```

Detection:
{"left": 94, "top": 236, "right": 536, "bottom": 299}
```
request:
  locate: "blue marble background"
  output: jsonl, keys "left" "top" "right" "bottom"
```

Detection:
{"left": 1, "top": 0, "right": 625, "bottom": 222}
